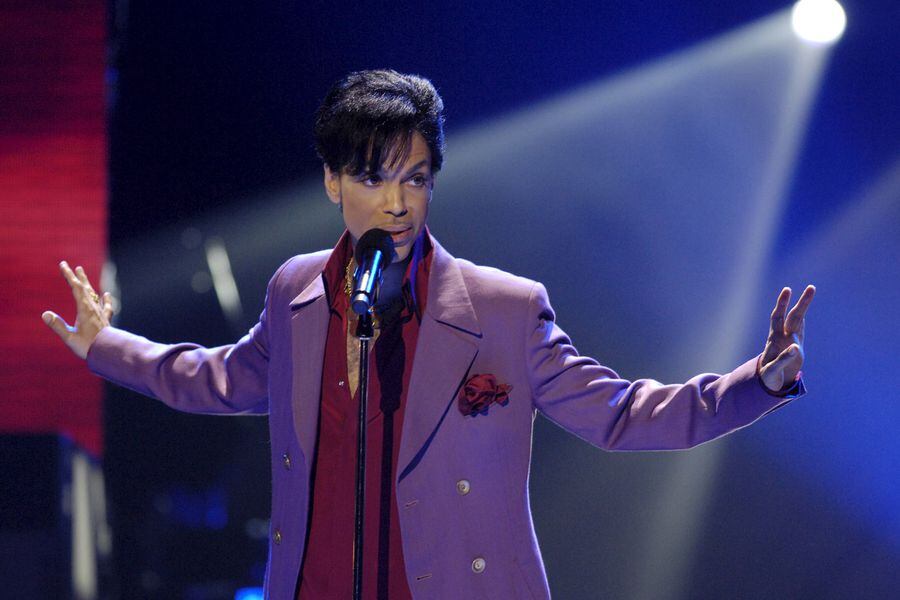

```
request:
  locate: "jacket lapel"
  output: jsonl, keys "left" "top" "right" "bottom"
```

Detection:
{"left": 397, "top": 238, "right": 481, "bottom": 482}
{"left": 283, "top": 237, "right": 481, "bottom": 481}
{"left": 289, "top": 273, "right": 329, "bottom": 470}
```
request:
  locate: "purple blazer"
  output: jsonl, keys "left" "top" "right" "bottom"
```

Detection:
{"left": 87, "top": 233, "right": 802, "bottom": 599}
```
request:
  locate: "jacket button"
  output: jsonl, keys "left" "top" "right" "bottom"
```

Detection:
{"left": 273, "top": 529, "right": 282, "bottom": 545}
{"left": 282, "top": 453, "right": 291, "bottom": 470}
{"left": 471, "top": 557, "right": 486, "bottom": 573}
{"left": 456, "top": 479, "right": 471, "bottom": 495}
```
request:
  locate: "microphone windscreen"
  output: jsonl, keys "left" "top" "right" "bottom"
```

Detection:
{"left": 354, "top": 228, "right": 395, "bottom": 268}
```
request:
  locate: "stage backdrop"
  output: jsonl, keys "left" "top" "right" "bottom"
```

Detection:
{"left": 0, "top": 1, "right": 107, "bottom": 457}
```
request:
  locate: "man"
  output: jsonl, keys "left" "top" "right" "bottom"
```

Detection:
{"left": 43, "top": 69, "right": 814, "bottom": 599}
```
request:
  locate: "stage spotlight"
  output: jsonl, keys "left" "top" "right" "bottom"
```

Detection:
{"left": 791, "top": 0, "right": 846, "bottom": 44}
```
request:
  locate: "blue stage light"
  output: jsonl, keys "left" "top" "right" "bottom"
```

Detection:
{"left": 234, "top": 587, "right": 264, "bottom": 600}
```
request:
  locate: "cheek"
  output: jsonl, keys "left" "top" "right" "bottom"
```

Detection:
{"left": 341, "top": 197, "right": 376, "bottom": 229}
{"left": 411, "top": 194, "right": 431, "bottom": 223}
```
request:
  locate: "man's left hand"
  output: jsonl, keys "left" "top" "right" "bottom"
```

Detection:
{"left": 758, "top": 284, "right": 815, "bottom": 392}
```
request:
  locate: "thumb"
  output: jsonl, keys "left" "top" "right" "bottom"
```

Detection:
{"left": 761, "top": 344, "right": 800, "bottom": 389}
{"left": 42, "top": 311, "right": 71, "bottom": 340}
{"left": 775, "top": 343, "right": 801, "bottom": 368}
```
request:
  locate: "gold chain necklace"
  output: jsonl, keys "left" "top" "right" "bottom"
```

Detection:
{"left": 343, "top": 257, "right": 354, "bottom": 297}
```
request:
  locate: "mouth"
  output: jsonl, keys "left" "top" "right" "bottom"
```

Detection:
{"left": 382, "top": 225, "right": 414, "bottom": 245}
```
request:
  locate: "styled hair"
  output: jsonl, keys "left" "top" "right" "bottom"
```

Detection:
{"left": 313, "top": 69, "right": 445, "bottom": 175}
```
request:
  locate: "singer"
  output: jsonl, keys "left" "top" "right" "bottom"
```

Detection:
{"left": 43, "top": 69, "right": 814, "bottom": 599}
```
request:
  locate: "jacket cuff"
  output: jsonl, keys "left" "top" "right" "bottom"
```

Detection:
{"left": 85, "top": 326, "right": 147, "bottom": 383}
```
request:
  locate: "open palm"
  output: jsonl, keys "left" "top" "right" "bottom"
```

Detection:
{"left": 42, "top": 261, "right": 113, "bottom": 359}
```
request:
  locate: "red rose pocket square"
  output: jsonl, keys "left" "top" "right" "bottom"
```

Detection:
{"left": 458, "top": 373, "right": 513, "bottom": 417}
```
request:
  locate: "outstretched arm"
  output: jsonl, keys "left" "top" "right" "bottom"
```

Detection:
{"left": 527, "top": 283, "right": 812, "bottom": 451}
{"left": 43, "top": 260, "right": 272, "bottom": 415}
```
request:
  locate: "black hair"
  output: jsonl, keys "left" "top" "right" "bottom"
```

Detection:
{"left": 313, "top": 69, "right": 445, "bottom": 176}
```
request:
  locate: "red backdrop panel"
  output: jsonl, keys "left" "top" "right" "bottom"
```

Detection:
{"left": 0, "top": 2, "right": 108, "bottom": 457}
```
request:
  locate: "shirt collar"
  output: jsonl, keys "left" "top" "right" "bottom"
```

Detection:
{"left": 321, "top": 226, "right": 433, "bottom": 321}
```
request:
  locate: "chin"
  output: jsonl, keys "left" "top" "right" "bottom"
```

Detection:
{"left": 393, "top": 247, "right": 412, "bottom": 262}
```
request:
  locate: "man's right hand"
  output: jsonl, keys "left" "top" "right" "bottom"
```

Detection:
{"left": 42, "top": 261, "right": 114, "bottom": 359}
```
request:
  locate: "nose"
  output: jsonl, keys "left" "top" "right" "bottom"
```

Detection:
{"left": 383, "top": 183, "right": 407, "bottom": 217}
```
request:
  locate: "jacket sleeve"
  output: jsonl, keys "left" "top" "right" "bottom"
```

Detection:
{"left": 84, "top": 260, "right": 293, "bottom": 416}
{"left": 524, "top": 282, "right": 805, "bottom": 450}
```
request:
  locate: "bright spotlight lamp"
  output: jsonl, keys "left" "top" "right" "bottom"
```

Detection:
{"left": 792, "top": 0, "right": 847, "bottom": 44}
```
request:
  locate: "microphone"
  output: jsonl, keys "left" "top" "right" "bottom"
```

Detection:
{"left": 351, "top": 228, "right": 395, "bottom": 315}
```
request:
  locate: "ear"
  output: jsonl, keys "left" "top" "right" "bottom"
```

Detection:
{"left": 323, "top": 164, "right": 341, "bottom": 205}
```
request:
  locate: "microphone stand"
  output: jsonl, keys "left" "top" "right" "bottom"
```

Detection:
{"left": 348, "top": 230, "right": 392, "bottom": 600}
{"left": 352, "top": 308, "right": 375, "bottom": 600}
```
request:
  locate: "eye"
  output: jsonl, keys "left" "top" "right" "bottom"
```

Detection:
{"left": 360, "top": 173, "right": 381, "bottom": 186}
{"left": 408, "top": 173, "right": 429, "bottom": 187}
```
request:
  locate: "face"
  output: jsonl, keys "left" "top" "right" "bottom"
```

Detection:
{"left": 324, "top": 131, "right": 434, "bottom": 262}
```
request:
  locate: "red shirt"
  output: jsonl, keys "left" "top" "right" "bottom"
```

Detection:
{"left": 296, "top": 229, "right": 432, "bottom": 599}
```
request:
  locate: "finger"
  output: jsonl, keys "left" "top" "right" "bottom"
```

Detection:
{"left": 42, "top": 311, "right": 72, "bottom": 340}
{"left": 75, "top": 265, "right": 92, "bottom": 288}
{"left": 102, "top": 292, "right": 114, "bottom": 320}
{"left": 769, "top": 287, "right": 791, "bottom": 335}
{"left": 785, "top": 284, "right": 816, "bottom": 332}
{"left": 767, "top": 343, "right": 802, "bottom": 373}
{"left": 74, "top": 265, "right": 100, "bottom": 303}
{"left": 59, "top": 260, "right": 81, "bottom": 288}
{"left": 60, "top": 260, "right": 90, "bottom": 305}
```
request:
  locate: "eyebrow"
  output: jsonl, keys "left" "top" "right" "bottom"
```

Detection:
{"left": 401, "top": 159, "right": 430, "bottom": 176}
{"left": 363, "top": 159, "right": 430, "bottom": 178}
